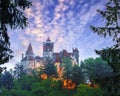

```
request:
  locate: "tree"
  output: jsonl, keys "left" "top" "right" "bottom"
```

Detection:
{"left": 0, "top": 67, "right": 6, "bottom": 75}
{"left": 82, "top": 57, "right": 113, "bottom": 82}
{"left": 0, "top": 87, "right": 32, "bottom": 96}
{"left": 13, "top": 64, "right": 25, "bottom": 80}
{"left": 71, "top": 65, "right": 84, "bottom": 86}
{"left": 74, "top": 84, "right": 104, "bottom": 96}
{"left": 0, "top": 74, "right": 38, "bottom": 96}
{"left": 31, "top": 79, "right": 71, "bottom": 96}
{"left": 18, "top": 75, "right": 37, "bottom": 91}
{"left": 62, "top": 57, "right": 73, "bottom": 79}
{"left": 0, "top": 70, "right": 14, "bottom": 90}
{"left": 62, "top": 57, "right": 84, "bottom": 87}
{"left": 40, "top": 62, "right": 58, "bottom": 78}
{"left": 90, "top": 1, "right": 120, "bottom": 95}
{"left": 90, "top": 0, "right": 120, "bottom": 71}
{"left": 91, "top": 0, "right": 120, "bottom": 45}
{"left": 0, "top": 0, "right": 32, "bottom": 73}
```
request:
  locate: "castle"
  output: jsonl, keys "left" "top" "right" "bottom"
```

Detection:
{"left": 20, "top": 37, "right": 79, "bottom": 75}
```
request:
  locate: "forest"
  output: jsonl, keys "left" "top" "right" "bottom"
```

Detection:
{"left": 0, "top": 57, "right": 114, "bottom": 96}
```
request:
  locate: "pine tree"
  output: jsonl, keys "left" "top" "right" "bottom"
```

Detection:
{"left": 91, "top": 0, "right": 120, "bottom": 72}
{"left": 0, "top": 0, "right": 32, "bottom": 73}
{"left": 13, "top": 64, "right": 25, "bottom": 80}
{"left": 91, "top": 0, "right": 120, "bottom": 95}
{"left": 1, "top": 70, "right": 14, "bottom": 90}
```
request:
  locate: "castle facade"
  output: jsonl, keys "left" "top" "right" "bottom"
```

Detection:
{"left": 20, "top": 37, "right": 79, "bottom": 75}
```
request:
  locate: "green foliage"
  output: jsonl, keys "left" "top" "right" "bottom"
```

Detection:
{"left": 82, "top": 57, "right": 113, "bottom": 82}
{"left": 18, "top": 75, "right": 36, "bottom": 91}
{"left": 10, "top": 89, "right": 31, "bottom": 96}
{"left": 62, "top": 57, "right": 83, "bottom": 86}
{"left": 91, "top": 0, "right": 120, "bottom": 44}
{"left": 31, "top": 79, "right": 61, "bottom": 96}
{"left": 0, "top": 70, "right": 14, "bottom": 90}
{"left": 62, "top": 57, "right": 73, "bottom": 79}
{"left": 40, "top": 62, "right": 58, "bottom": 78}
{"left": 31, "top": 79, "right": 75, "bottom": 96}
{"left": 90, "top": 1, "right": 120, "bottom": 94}
{"left": 0, "top": 87, "right": 32, "bottom": 96}
{"left": 0, "top": 75, "right": 37, "bottom": 96}
{"left": 0, "top": 88, "right": 9, "bottom": 96}
{"left": 74, "top": 84, "right": 104, "bottom": 96}
{"left": 90, "top": 1, "right": 120, "bottom": 95}
{"left": 90, "top": 0, "right": 120, "bottom": 71}
{"left": 45, "top": 63, "right": 57, "bottom": 78}
{"left": 96, "top": 47, "right": 120, "bottom": 72}
{"left": 96, "top": 75, "right": 120, "bottom": 96}
{"left": 13, "top": 64, "right": 25, "bottom": 80}
{"left": 0, "top": 74, "right": 75, "bottom": 96}
{"left": 71, "top": 65, "right": 84, "bottom": 85}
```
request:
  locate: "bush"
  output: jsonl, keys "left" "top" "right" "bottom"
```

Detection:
{"left": 74, "top": 84, "right": 104, "bottom": 96}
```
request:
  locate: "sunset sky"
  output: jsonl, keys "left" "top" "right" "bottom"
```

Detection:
{"left": 5, "top": 0, "right": 114, "bottom": 69}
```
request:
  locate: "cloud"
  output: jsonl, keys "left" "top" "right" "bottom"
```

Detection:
{"left": 58, "top": 0, "right": 65, "bottom": 3}
{"left": 6, "top": 0, "right": 112, "bottom": 69}
{"left": 24, "top": 0, "right": 108, "bottom": 53}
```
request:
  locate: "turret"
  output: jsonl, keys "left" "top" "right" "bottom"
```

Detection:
{"left": 43, "top": 37, "right": 54, "bottom": 58}
{"left": 26, "top": 43, "right": 34, "bottom": 56}
{"left": 73, "top": 48, "right": 79, "bottom": 64}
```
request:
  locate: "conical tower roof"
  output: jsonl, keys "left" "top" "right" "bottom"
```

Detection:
{"left": 26, "top": 43, "right": 34, "bottom": 56}
{"left": 46, "top": 37, "right": 51, "bottom": 42}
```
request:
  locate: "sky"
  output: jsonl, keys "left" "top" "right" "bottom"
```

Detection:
{"left": 5, "top": 0, "right": 115, "bottom": 69}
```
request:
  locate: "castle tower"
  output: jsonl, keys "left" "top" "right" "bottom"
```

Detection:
{"left": 43, "top": 37, "right": 54, "bottom": 59}
{"left": 73, "top": 48, "right": 79, "bottom": 64}
{"left": 21, "top": 43, "right": 35, "bottom": 70}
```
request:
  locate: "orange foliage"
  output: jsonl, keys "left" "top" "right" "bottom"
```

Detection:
{"left": 58, "top": 67, "right": 63, "bottom": 78}
{"left": 63, "top": 79, "right": 76, "bottom": 90}
{"left": 40, "top": 74, "right": 47, "bottom": 79}
{"left": 87, "top": 83, "right": 99, "bottom": 88}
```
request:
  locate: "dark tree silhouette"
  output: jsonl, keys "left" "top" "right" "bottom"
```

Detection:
{"left": 91, "top": 0, "right": 120, "bottom": 44}
{"left": 71, "top": 65, "right": 84, "bottom": 85}
{"left": 91, "top": 0, "right": 120, "bottom": 95}
{"left": 0, "top": 0, "right": 32, "bottom": 73}
{"left": 91, "top": 0, "right": 120, "bottom": 71}
{"left": 1, "top": 70, "right": 14, "bottom": 90}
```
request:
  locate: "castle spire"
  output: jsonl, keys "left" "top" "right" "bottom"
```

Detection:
{"left": 26, "top": 43, "right": 34, "bottom": 56}
{"left": 47, "top": 37, "right": 51, "bottom": 42}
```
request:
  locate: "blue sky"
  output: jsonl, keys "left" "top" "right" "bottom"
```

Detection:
{"left": 5, "top": 0, "right": 114, "bottom": 69}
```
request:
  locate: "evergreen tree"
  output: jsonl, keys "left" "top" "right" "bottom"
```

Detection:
{"left": 90, "top": 1, "right": 120, "bottom": 95}
{"left": 62, "top": 57, "right": 73, "bottom": 79}
{"left": 13, "top": 64, "right": 25, "bottom": 80}
{"left": 91, "top": 0, "right": 120, "bottom": 44}
{"left": 91, "top": 0, "right": 120, "bottom": 71}
{"left": 1, "top": 70, "right": 14, "bottom": 90}
{"left": 40, "top": 62, "right": 58, "bottom": 78}
{"left": 71, "top": 65, "right": 84, "bottom": 86}
{"left": 82, "top": 57, "right": 113, "bottom": 82}
{"left": 0, "top": 0, "right": 32, "bottom": 73}
{"left": 74, "top": 84, "right": 104, "bottom": 96}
